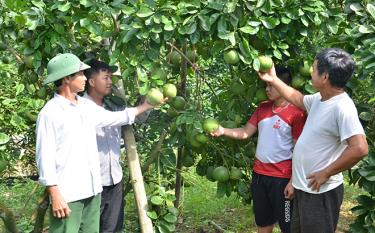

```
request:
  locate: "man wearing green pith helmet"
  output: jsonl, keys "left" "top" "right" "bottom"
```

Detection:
{"left": 35, "top": 53, "right": 162, "bottom": 233}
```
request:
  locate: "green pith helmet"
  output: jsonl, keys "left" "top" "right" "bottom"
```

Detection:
{"left": 43, "top": 53, "right": 90, "bottom": 85}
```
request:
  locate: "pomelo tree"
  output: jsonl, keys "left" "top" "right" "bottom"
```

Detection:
{"left": 0, "top": 0, "right": 374, "bottom": 232}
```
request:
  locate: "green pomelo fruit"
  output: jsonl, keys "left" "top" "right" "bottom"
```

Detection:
{"left": 299, "top": 61, "right": 312, "bottom": 77}
{"left": 168, "top": 51, "right": 181, "bottom": 65}
{"left": 182, "top": 154, "right": 195, "bottom": 167}
{"left": 258, "top": 56, "right": 273, "bottom": 72}
{"left": 230, "top": 167, "right": 242, "bottom": 180}
{"left": 255, "top": 89, "right": 267, "bottom": 102}
{"left": 206, "top": 166, "right": 215, "bottom": 181}
{"left": 196, "top": 160, "right": 207, "bottom": 176}
{"left": 291, "top": 76, "right": 306, "bottom": 89}
{"left": 203, "top": 118, "right": 219, "bottom": 133}
{"left": 212, "top": 166, "right": 230, "bottom": 182}
{"left": 146, "top": 88, "right": 164, "bottom": 106}
{"left": 195, "top": 133, "right": 208, "bottom": 144}
{"left": 163, "top": 83, "right": 177, "bottom": 98}
{"left": 2, "top": 57, "right": 11, "bottom": 64}
{"left": 186, "top": 49, "right": 197, "bottom": 62}
{"left": 170, "top": 121, "right": 177, "bottom": 133}
{"left": 170, "top": 96, "right": 186, "bottom": 111}
{"left": 230, "top": 82, "right": 246, "bottom": 95}
{"left": 224, "top": 50, "right": 240, "bottom": 65}
{"left": 167, "top": 107, "right": 179, "bottom": 117}
{"left": 189, "top": 135, "right": 203, "bottom": 147}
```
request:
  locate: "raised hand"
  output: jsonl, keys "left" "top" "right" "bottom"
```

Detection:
{"left": 257, "top": 63, "right": 277, "bottom": 83}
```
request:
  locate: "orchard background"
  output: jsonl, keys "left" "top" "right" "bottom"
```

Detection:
{"left": 0, "top": 0, "right": 374, "bottom": 232}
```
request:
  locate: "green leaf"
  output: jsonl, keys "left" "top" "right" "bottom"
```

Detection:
{"left": 123, "top": 6, "right": 136, "bottom": 15}
{"left": 253, "top": 57, "right": 260, "bottom": 71}
{"left": 218, "top": 31, "right": 236, "bottom": 46}
{"left": 15, "top": 15, "right": 27, "bottom": 26}
{"left": 0, "top": 133, "right": 10, "bottom": 145}
{"left": 239, "top": 26, "right": 259, "bottom": 35}
{"left": 16, "top": 84, "right": 25, "bottom": 96}
{"left": 256, "top": 0, "right": 266, "bottom": 8}
{"left": 327, "top": 21, "right": 339, "bottom": 34}
{"left": 273, "top": 49, "right": 282, "bottom": 60}
{"left": 304, "top": 82, "right": 316, "bottom": 94}
{"left": 366, "top": 3, "right": 375, "bottom": 20}
{"left": 157, "top": 224, "right": 170, "bottom": 233}
{"left": 79, "top": 0, "right": 94, "bottom": 7}
{"left": 357, "top": 195, "right": 375, "bottom": 206}
{"left": 281, "top": 16, "right": 291, "bottom": 24}
{"left": 159, "top": 219, "right": 176, "bottom": 232}
{"left": 224, "top": 1, "right": 237, "bottom": 13}
{"left": 198, "top": 14, "right": 210, "bottom": 31}
{"left": 139, "top": 84, "right": 149, "bottom": 95}
{"left": 217, "top": 16, "right": 227, "bottom": 33}
{"left": 239, "top": 37, "right": 251, "bottom": 57}
{"left": 207, "top": 0, "right": 225, "bottom": 10}
{"left": 146, "top": 211, "right": 158, "bottom": 220}
{"left": 359, "top": 112, "right": 372, "bottom": 121}
{"left": 32, "top": 0, "right": 46, "bottom": 8}
{"left": 123, "top": 28, "right": 138, "bottom": 43}
{"left": 137, "top": 5, "right": 154, "bottom": 18}
{"left": 151, "top": 195, "right": 164, "bottom": 205}
{"left": 300, "top": 16, "right": 309, "bottom": 27}
{"left": 163, "top": 213, "right": 178, "bottom": 223}
{"left": 167, "top": 206, "right": 179, "bottom": 216}
{"left": 359, "top": 25, "right": 374, "bottom": 34}
{"left": 11, "top": 114, "right": 24, "bottom": 127}
{"left": 260, "top": 17, "right": 280, "bottom": 29}
{"left": 58, "top": 2, "right": 71, "bottom": 12}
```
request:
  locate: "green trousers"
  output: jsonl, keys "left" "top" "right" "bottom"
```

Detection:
{"left": 49, "top": 194, "right": 101, "bottom": 233}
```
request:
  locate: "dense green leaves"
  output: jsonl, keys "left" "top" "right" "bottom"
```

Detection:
{"left": 1, "top": 0, "right": 375, "bottom": 232}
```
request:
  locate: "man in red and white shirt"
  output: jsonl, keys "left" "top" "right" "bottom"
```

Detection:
{"left": 212, "top": 67, "right": 306, "bottom": 233}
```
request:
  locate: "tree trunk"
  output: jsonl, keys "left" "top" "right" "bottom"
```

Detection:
{"left": 0, "top": 202, "right": 19, "bottom": 233}
{"left": 174, "top": 41, "right": 188, "bottom": 208}
{"left": 32, "top": 189, "right": 49, "bottom": 233}
{"left": 122, "top": 125, "right": 154, "bottom": 233}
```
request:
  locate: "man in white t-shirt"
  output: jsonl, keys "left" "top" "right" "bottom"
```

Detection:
{"left": 257, "top": 48, "right": 368, "bottom": 233}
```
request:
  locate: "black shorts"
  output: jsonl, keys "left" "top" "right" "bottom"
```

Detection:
{"left": 251, "top": 172, "right": 292, "bottom": 233}
{"left": 291, "top": 184, "right": 343, "bottom": 233}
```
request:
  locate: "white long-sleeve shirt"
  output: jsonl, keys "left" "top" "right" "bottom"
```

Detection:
{"left": 36, "top": 94, "right": 136, "bottom": 203}
{"left": 83, "top": 93, "right": 123, "bottom": 186}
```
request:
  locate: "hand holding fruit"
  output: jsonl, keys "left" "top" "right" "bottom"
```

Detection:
{"left": 145, "top": 87, "right": 169, "bottom": 108}
{"left": 210, "top": 125, "right": 225, "bottom": 137}
{"left": 257, "top": 63, "right": 277, "bottom": 83}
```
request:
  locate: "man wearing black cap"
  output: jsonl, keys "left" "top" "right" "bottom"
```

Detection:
{"left": 83, "top": 59, "right": 126, "bottom": 233}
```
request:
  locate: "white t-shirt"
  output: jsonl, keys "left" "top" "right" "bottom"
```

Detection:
{"left": 292, "top": 92, "right": 365, "bottom": 194}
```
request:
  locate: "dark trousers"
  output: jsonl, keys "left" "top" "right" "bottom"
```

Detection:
{"left": 291, "top": 184, "right": 343, "bottom": 233}
{"left": 100, "top": 180, "right": 125, "bottom": 233}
